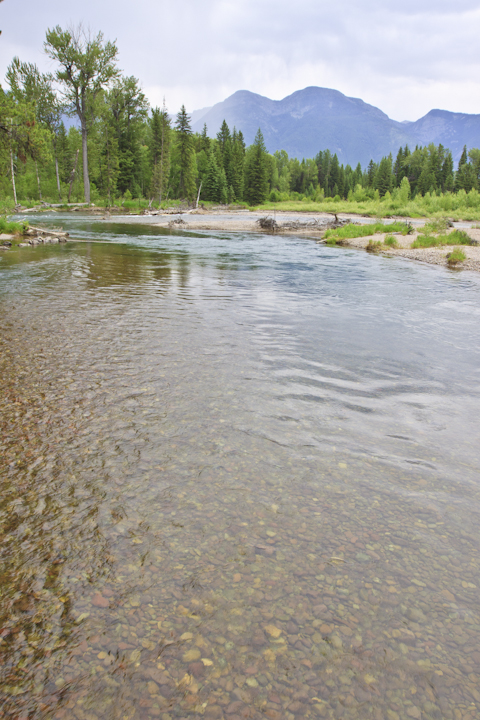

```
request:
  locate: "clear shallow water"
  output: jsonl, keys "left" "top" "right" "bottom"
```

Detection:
{"left": 1, "top": 217, "right": 480, "bottom": 720}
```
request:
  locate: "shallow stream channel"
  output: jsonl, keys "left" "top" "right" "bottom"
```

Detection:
{"left": 1, "top": 215, "right": 480, "bottom": 720}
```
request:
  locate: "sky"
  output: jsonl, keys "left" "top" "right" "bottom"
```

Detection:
{"left": 1, "top": 0, "right": 480, "bottom": 122}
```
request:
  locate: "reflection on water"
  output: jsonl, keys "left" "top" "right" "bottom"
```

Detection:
{"left": 1, "top": 221, "right": 480, "bottom": 720}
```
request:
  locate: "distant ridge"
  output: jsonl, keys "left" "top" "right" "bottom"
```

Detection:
{"left": 191, "top": 87, "right": 480, "bottom": 166}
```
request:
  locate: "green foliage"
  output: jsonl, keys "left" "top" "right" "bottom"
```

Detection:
{"left": 0, "top": 217, "right": 27, "bottom": 234}
{"left": 366, "top": 240, "right": 383, "bottom": 253}
{"left": 325, "top": 221, "right": 410, "bottom": 241}
{"left": 446, "top": 248, "right": 466, "bottom": 265}
{"left": 422, "top": 217, "right": 449, "bottom": 234}
{"left": 149, "top": 100, "right": 171, "bottom": 202}
{"left": 244, "top": 129, "right": 269, "bottom": 205}
{"left": 3, "top": 29, "right": 480, "bottom": 214}
{"left": 174, "top": 105, "right": 196, "bottom": 201}
{"left": 45, "top": 24, "right": 119, "bottom": 202}
{"left": 383, "top": 234, "right": 398, "bottom": 247}
{"left": 447, "top": 229, "right": 473, "bottom": 244}
{"left": 411, "top": 229, "right": 472, "bottom": 248}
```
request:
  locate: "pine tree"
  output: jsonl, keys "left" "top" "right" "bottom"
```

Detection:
{"left": 200, "top": 123, "right": 210, "bottom": 153}
{"left": 231, "top": 129, "right": 245, "bottom": 201}
{"left": 458, "top": 145, "right": 468, "bottom": 170}
{"left": 218, "top": 168, "right": 228, "bottom": 204}
{"left": 149, "top": 100, "right": 171, "bottom": 202}
{"left": 366, "top": 159, "right": 377, "bottom": 188}
{"left": 374, "top": 156, "right": 393, "bottom": 196}
{"left": 216, "top": 120, "right": 231, "bottom": 159}
{"left": 174, "top": 105, "right": 196, "bottom": 201}
{"left": 203, "top": 149, "right": 220, "bottom": 201}
{"left": 244, "top": 129, "right": 269, "bottom": 205}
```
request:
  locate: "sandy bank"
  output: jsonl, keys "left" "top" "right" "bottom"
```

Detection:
{"left": 340, "top": 228, "right": 480, "bottom": 273}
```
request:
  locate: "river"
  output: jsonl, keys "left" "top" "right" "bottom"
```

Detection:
{"left": 1, "top": 216, "right": 480, "bottom": 720}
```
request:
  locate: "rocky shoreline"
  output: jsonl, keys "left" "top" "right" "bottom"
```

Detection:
{"left": 335, "top": 227, "right": 480, "bottom": 273}
{"left": 0, "top": 226, "right": 70, "bottom": 250}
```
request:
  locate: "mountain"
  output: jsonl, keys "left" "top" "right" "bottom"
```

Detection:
{"left": 191, "top": 87, "right": 480, "bottom": 166}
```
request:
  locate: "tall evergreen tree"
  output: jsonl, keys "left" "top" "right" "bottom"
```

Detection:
{"left": 374, "top": 155, "right": 394, "bottom": 196}
{"left": 203, "top": 149, "right": 220, "bottom": 202}
{"left": 174, "top": 105, "right": 196, "bottom": 200}
{"left": 200, "top": 123, "right": 210, "bottom": 153}
{"left": 149, "top": 99, "right": 171, "bottom": 202}
{"left": 442, "top": 152, "right": 454, "bottom": 192}
{"left": 458, "top": 145, "right": 468, "bottom": 170}
{"left": 231, "top": 128, "right": 245, "bottom": 201}
{"left": 244, "top": 128, "right": 269, "bottom": 205}
{"left": 107, "top": 75, "right": 149, "bottom": 195}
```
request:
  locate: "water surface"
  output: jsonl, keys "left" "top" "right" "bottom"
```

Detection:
{"left": 1, "top": 218, "right": 480, "bottom": 720}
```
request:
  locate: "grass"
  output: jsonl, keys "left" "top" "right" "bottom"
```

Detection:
{"left": 446, "top": 248, "right": 466, "bottom": 266}
{"left": 383, "top": 234, "right": 399, "bottom": 248}
{"left": 254, "top": 189, "right": 480, "bottom": 221}
{"left": 411, "top": 229, "right": 474, "bottom": 249}
{"left": 366, "top": 240, "right": 383, "bottom": 253}
{"left": 0, "top": 217, "right": 28, "bottom": 235}
{"left": 325, "top": 221, "right": 410, "bottom": 241}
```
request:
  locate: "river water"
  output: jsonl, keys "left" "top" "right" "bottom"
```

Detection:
{"left": 1, "top": 216, "right": 480, "bottom": 720}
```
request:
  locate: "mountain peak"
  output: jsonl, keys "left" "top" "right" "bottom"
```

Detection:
{"left": 191, "top": 87, "right": 480, "bottom": 165}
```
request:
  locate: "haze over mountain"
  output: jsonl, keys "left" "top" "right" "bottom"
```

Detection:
{"left": 191, "top": 87, "right": 480, "bottom": 167}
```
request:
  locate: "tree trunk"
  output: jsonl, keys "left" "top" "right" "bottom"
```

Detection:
{"left": 10, "top": 119, "right": 17, "bottom": 206}
{"left": 55, "top": 155, "right": 61, "bottom": 202}
{"left": 35, "top": 162, "right": 42, "bottom": 201}
{"left": 10, "top": 146, "right": 17, "bottom": 206}
{"left": 68, "top": 149, "right": 80, "bottom": 203}
{"left": 81, "top": 122, "right": 90, "bottom": 203}
{"left": 196, "top": 181, "right": 202, "bottom": 208}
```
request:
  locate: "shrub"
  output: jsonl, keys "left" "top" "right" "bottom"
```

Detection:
{"left": 0, "top": 218, "right": 28, "bottom": 234}
{"left": 411, "top": 229, "right": 473, "bottom": 248}
{"left": 422, "top": 217, "right": 449, "bottom": 235}
{"left": 447, "top": 229, "right": 473, "bottom": 245}
{"left": 366, "top": 240, "right": 383, "bottom": 253}
{"left": 411, "top": 235, "right": 440, "bottom": 248}
{"left": 384, "top": 234, "right": 398, "bottom": 247}
{"left": 447, "top": 248, "right": 466, "bottom": 266}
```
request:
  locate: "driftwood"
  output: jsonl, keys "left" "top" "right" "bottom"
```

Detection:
{"left": 256, "top": 214, "right": 353, "bottom": 233}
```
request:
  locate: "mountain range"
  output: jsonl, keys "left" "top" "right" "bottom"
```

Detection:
{"left": 191, "top": 87, "right": 480, "bottom": 167}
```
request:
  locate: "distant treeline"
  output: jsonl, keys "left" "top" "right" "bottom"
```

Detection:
{"left": 1, "top": 26, "right": 480, "bottom": 209}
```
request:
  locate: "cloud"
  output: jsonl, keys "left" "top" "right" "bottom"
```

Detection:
{"left": 1, "top": 0, "right": 480, "bottom": 121}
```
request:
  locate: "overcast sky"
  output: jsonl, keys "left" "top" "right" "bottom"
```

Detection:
{"left": 1, "top": 0, "right": 479, "bottom": 122}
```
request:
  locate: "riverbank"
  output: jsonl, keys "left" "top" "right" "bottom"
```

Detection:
{"left": 140, "top": 209, "right": 480, "bottom": 272}
{"left": 6, "top": 208, "right": 480, "bottom": 272}
{"left": 337, "top": 228, "right": 480, "bottom": 272}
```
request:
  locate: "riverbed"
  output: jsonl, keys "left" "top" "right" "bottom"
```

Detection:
{"left": 1, "top": 218, "right": 480, "bottom": 720}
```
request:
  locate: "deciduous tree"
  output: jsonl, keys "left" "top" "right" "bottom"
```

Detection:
{"left": 45, "top": 24, "right": 119, "bottom": 203}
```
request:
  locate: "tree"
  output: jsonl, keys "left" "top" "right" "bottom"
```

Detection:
{"left": 0, "top": 84, "right": 47, "bottom": 204}
{"left": 107, "top": 75, "right": 149, "bottom": 195}
{"left": 45, "top": 24, "right": 119, "bottom": 203}
{"left": 203, "top": 149, "right": 220, "bottom": 201}
{"left": 458, "top": 145, "right": 468, "bottom": 170}
{"left": 244, "top": 128, "right": 269, "bottom": 205}
{"left": 6, "top": 57, "right": 64, "bottom": 200}
{"left": 149, "top": 99, "right": 171, "bottom": 203}
{"left": 174, "top": 105, "right": 196, "bottom": 200}
{"left": 231, "top": 129, "right": 245, "bottom": 200}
